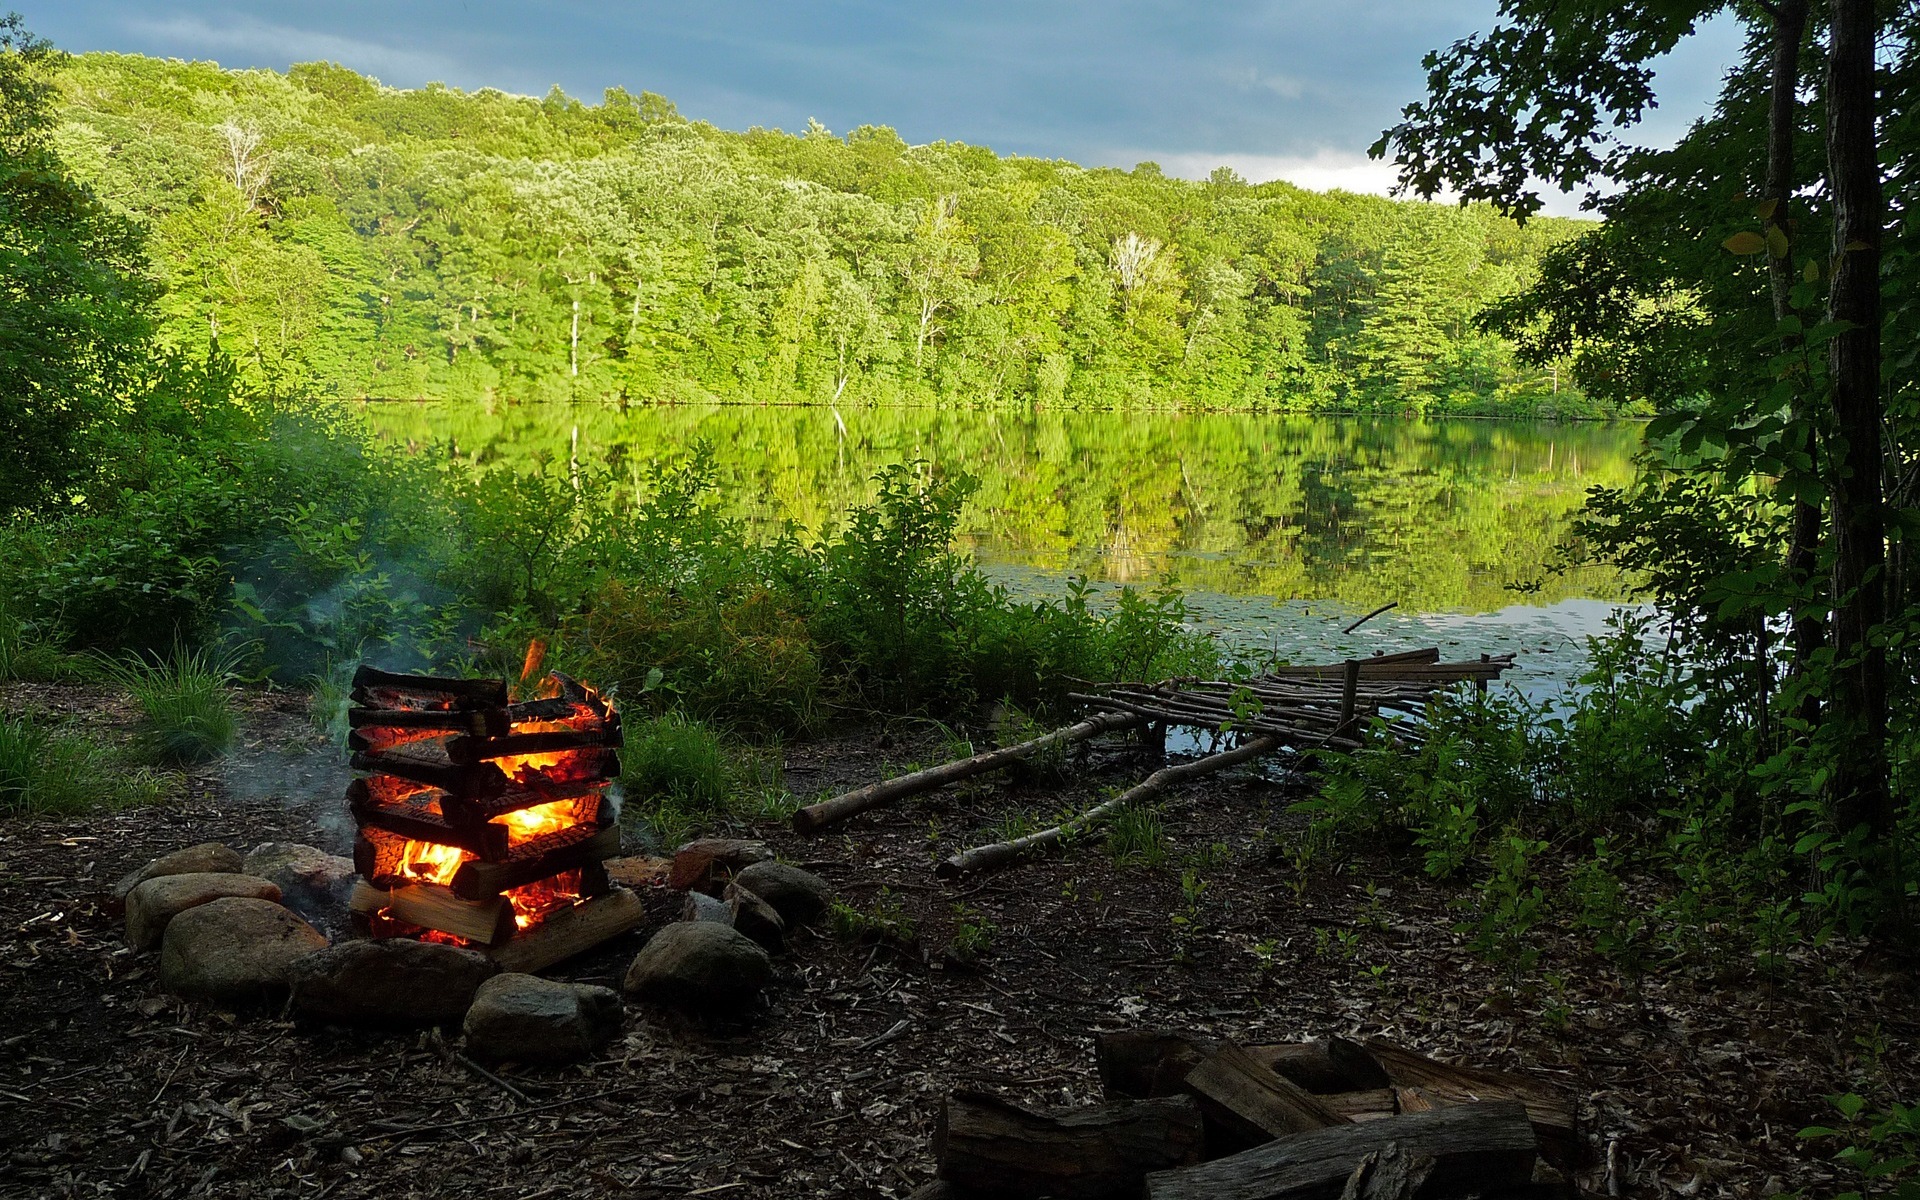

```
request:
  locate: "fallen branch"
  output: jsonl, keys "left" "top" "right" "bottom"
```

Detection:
{"left": 794, "top": 709, "right": 1144, "bottom": 833}
{"left": 1342, "top": 602, "right": 1399, "bottom": 634}
{"left": 938, "top": 734, "right": 1283, "bottom": 877}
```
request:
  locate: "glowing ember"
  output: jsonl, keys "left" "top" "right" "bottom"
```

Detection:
{"left": 396, "top": 838, "right": 470, "bottom": 885}
{"left": 497, "top": 797, "right": 583, "bottom": 848}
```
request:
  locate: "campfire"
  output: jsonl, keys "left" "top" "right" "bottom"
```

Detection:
{"left": 344, "top": 662, "right": 644, "bottom": 972}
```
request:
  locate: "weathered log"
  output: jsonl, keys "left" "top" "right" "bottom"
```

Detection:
{"left": 1143, "top": 1100, "right": 1538, "bottom": 1200}
{"left": 1181, "top": 1044, "right": 1348, "bottom": 1147}
{"left": 934, "top": 1090, "right": 1204, "bottom": 1199}
{"left": 1319, "top": 1089, "right": 1398, "bottom": 1123}
{"left": 1097, "top": 1031, "right": 1214, "bottom": 1100}
{"left": 939, "top": 734, "right": 1283, "bottom": 876}
{"left": 485, "top": 887, "right": 645, "bottom": 974}
{"left": 793, "top": 710, "right": 1144, "bottom": 833}
{"left": 1351, "top": 1039, "right": 1578, "bottom": 1167}
{"left": 1255, "top": 1042, "right": 1388, "bottom": 1094}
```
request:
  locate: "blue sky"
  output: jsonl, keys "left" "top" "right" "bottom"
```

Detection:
{"left": 31, "top": 2, "right": 1745, "bottom": 210}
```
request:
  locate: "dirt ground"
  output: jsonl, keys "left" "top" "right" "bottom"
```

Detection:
{"left": 2, "top": 682, "right": 1914, "bottom": 1199}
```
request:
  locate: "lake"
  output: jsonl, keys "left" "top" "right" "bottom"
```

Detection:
{"left": 363, "top": 402, "right": 1645, "bottom": 694}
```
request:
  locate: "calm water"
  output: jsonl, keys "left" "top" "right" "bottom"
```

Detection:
{"left": 364, "top": 402, "right": 1645, "bottom": 692}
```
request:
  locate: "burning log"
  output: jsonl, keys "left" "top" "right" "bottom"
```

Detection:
{"left": 343, "top": 664, "right": 635, "bottom": 966}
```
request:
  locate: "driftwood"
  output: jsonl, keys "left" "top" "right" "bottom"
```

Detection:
{"left": 793, "top": 710, "right": 1144, "bottom": 833}
{"left": 938, "top": 734, "right": 1283, "bottom": 877}
{"left": 934, "top": 1090, "right": 1205, "bottom": 1199}
{"left": 1180, "top": 1044, "right": 1348, "bottom": 1147}
{"left": 1142, "top": 1100, "right": 1538, "bottom": 1200}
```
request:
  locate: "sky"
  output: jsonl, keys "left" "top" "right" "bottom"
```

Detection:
{"left": 32, "top": 2, "right": 1747, "bottom": 214}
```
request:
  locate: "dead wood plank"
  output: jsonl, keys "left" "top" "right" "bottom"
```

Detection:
{"left": 934, "top": 1090, "right": 1204, "bottom": 1199}
{"left": 939, "top": 734, "right": 1284, "bottom": 876}
{"left": 1143, "top": 1100, "right": 1538, "bottom": 1200}
{"left": 1097, "top": 1031, "right": 1215, "bottom": 1100}
{"left": 1181, "top": 1044, "right": 1349, "bottom": 1147}
{"left": 1353, "top": 1039, "right": 1577, "bottom": 1167}
{"left": 1253, "top": 1042, "right": 1389, "bottom": 1093}
{"left": 794, "top": 710, "right": 1144, "bottom": 833}
{"left": 485, "top": 887, "right": 645, "bottom": 973}
{"left": 1318, "top": 1089, "right": 1398, "bottom": 1123}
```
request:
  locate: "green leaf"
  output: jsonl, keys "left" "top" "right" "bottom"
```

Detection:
{"left": 1766, "top": 226, "right": 1790, "bottom": 258}
{"left": 1723, "top": 231, "right": 1767, "bottom": 256}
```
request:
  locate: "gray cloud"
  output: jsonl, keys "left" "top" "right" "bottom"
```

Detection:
{"left": 33, "top": 0, "right": 1745, "bottom": 205}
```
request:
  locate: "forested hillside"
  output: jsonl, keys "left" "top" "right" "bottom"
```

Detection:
{"left": 50, "top": 53, "right": 1602, "bottom": 414}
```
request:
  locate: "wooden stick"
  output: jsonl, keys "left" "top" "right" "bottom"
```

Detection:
{"left": 793, "top": 710, "right": 1144, "bottom": 833}
{"left": 938, "top": 734, "right": 1283, "bottom": 877}
{"left": 1342, "top": 602, "right": 1399, "bottom": 634}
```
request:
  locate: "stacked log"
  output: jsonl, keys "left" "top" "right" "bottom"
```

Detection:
{"left": 922, "top": 1031, "right": 1579, "bottom": 1200}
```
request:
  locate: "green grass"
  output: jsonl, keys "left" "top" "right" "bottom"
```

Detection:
{"left": 0, "top": 711, "right": 165, "bottom": 816}
{"left": 1104, "top": 803, "right": 1170, "bottom": 866}
{"left": 616, "top": 710, "right": 784, "bottom": 848}
{"left": 94, "top": 645, "right": 239, "bottom": 766}
{"left": 828, "top": 889, "right": 918, "bottom": 944}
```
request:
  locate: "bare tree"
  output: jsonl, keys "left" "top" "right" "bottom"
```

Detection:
{"left": 215, "top": 118, "right": 270, "bottom": 206}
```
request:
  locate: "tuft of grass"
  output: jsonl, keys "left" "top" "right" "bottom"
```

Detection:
{"left": 1105, "top": 803, "right": 1169, "bottom": 866}
{"left": 828, "top": 889, "right": 918, "bottom": 945}
{"left": 94, "top": 645, "right": 239, "bottom": 766}
{"left": 949, "top": 903, "right": 997, "bottom": 962}
{"left": 0, "top": 711, "right": 165, "bottom": 816}
{"left": 620, "top": 711, "right": 738, "bottom": 813}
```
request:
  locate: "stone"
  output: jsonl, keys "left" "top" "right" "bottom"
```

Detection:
{"left": 288, "top": 938, "right": 498, "bottom": 1025}
{"left": 159, "top": 897, "right": 327, "bottom": 1004}
{"left": 243, "top": 843, "right": 356, "bottom": 926}
{"left": 724, "top": 882, "right": 786, "bottom": 954}
{"left": 623, "top": 920, "right": 770, "bottom": 1009}
{"left": 111, "top": 843, "right": 244, "bottom": 909}
{"left": 682, "top": 890, "right": 730, "bottom": 924}
{"left": 730, "top": 861, "right": 832, "bottom": 926}
{"left": 462, "top": 973, "right": 623, "bottom": 1065}
{"left": 668, "top": 838, "right": 772, "bottom": 892}
{"left": 125, "top": 872, "right": 282, "bottom": 951}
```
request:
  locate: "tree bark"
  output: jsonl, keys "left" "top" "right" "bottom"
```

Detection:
{"left": 1824, "top": 0, "right": 1893, "bottom": 852}
{"left": 1765, "top": 0, "right": 1824, "bottom": 722}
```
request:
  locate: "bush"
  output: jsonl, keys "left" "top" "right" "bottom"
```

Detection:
{"left": 95, "top": 645, "right": 238, "bottom": 765}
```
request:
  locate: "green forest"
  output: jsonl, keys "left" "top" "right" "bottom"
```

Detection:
{"left": 48, "top": 52, "right": 1598, "bottom": 415}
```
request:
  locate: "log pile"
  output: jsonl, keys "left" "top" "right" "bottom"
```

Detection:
{"left": 918, "top": 1030, "right": 1579, "bottom": 1200}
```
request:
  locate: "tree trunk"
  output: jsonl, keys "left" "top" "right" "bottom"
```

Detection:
{"left": 1765, "top": 0, "right": 1824, "bottom": 724}
{"left": 1824, "top": 0, "right": 1893, "bottom": 855}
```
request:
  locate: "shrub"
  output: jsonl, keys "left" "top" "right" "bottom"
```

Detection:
{"left": 94, "top": 645, "right": 238, "bottom": 765}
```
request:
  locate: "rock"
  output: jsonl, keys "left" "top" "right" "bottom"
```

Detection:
{"left": 159, "top": 897, "right": 327, "bottom": 1004}
{"left": 730, "top": 861, "right": 832, "bottom": 926}
{"left": 605, "top": 855, "right": 672, "bottom": 888}
{"left": 126, "top": 872, "right": 282, "bottom": 951}
{"left": 668, "top": 838, "right": 772, "bottom": 892}
{"left": 623, "top": 920, "right": 771, "bottom": 1008}
{"left": 111, "top": 843, "right": 243, "bottom": 910}
{"left": 462, "top": 973, "right": 623, "bottom": 1065}
{"left": 243, "top": 843, "right": 355, "bottom": 926}
{"left": 724, "top": 882, "right": 786, "bottom": 954}
{"left": 682, "top": 890, "right": 731, "bottom": 924}
{"left": 289, "top": 938, "right": 498, "bottom": 1025}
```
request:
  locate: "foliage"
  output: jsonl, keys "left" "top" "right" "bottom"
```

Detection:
{"left": 827, "top": 889, "right": 917, "bottom": 945}
{"left": 947, "top": 903, "right": 997, "bottom": 961}
{"left": 0, "top": 708, "right": 164, "bottom": 815}
{"left": 1104, "top": 803, "right": 1170, "bottom": 867}
{"left": 618, "top": 711, "right": 748, "bottom": 814}
{"left": 45, "top": 53, "right": 1606, "bottom": 416}
{"left": 93, "top": 643, "right": 238, "bottom": 765}
{"left": 1803, "top": 1093, "right": 1920, "bottom": 1200}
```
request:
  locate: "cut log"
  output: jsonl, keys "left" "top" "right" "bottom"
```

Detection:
{"left": 485, "top": 887, "right": 645, "bottom": 974}
{"left": 349, "top": 880, "right": 514, "bottom": 945}
{"left": 935, "top": 1090, "right": 1204, "bottom": 1200}
{"left": 1254, "top": 1041, "right": 1388, "bottom": 1094}
{"left": 1143, "top": 1100, "right": 1538, "bottom": 1200}
{"left": 1096, "top": 1030, "right": 1215, "bottom": 1100}
{"left": 1319, "top": 1089, "right": 1398, "bottom": 1123}
{"left": 940, "top": 734, "right": 1282, "bottom": 876}
{"left": 1352, "top": 1039, "right": 1578, "bottom": 1167}
{"left": 793, "top": 710, "right": 1144, "bottom": 833}
{"left": 1181, "top": 1044, "right": 1349, "bottom": 1147}
{"left": 448, "top": 824, "right": 620, "bottom": 900}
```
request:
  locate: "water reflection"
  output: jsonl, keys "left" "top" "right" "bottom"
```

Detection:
{"left": 366, "top": 402, "right": 1642, "bottom": 618}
